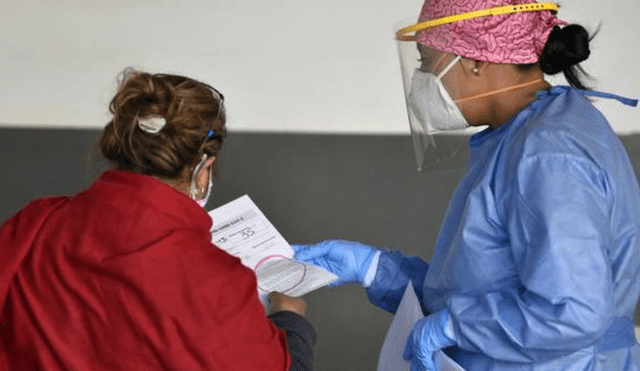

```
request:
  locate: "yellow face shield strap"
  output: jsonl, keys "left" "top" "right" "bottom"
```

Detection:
{"left": 396, "top": 3, "right": 559, "bottom": 41}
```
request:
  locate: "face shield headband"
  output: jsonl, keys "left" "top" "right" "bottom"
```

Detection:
{"left": 396, "top": 3, "right": 559, "bottom": 42}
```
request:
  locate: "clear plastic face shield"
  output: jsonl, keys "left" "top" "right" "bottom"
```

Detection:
{"left": 394, "top": 3, "right": 561, "bottom": 171}
{"left": 395, "top": 20, "right": 479, "bottom": 172}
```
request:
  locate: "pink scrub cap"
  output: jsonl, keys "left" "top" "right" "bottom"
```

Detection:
{"left": 414, "top": 0, "right": 567, "bottom": 64}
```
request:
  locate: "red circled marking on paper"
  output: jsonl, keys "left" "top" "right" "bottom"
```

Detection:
{"left": 255, "top": 254, "right": 307, "bottom": 294}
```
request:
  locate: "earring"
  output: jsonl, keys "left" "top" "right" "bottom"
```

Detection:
{"left": 472, "top": 67, "right": 479, "bottom": 75}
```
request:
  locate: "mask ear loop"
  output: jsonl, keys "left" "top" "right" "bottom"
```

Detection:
{"left": 189, "top": 154, "right": 209, "bottom": 200}
{"left": 200, "top": 166, "right": 213, "bottom": 202}
{"left": 437, "top": 56, "right": 462, "bottom": 80}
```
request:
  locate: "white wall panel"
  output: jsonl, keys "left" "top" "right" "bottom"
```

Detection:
{"left": 1, "top": 0, "right": 638, "bottom": 133}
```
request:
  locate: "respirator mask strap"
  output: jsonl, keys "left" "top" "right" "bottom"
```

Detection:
{"left": 436, "top": 56, "right": 462, "bottom": 80}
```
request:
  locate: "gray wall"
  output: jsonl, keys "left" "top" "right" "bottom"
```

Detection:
{"left": 2, "top": 128, "right": 640, "bottom": 370}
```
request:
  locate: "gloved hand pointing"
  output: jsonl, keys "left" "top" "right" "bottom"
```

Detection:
{"left": 403, "top": 309, "right": 456, "bottom": 371}
{"left": 292, "top": 240, "right": 378, "bottom": 286}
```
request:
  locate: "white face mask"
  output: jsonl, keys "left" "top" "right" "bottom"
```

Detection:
{"left": 189, "top": 154, "right": 213, "bottom": 209}
{"left": 407, "top": 55, "right": 469, "bottom": 132}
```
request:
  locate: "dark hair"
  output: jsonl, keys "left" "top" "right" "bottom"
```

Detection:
{"left": 535, "top": 24, "right": 595, "bottom": 90}
{"left": 99, "top": 69, "right": 226, "bottom": 179}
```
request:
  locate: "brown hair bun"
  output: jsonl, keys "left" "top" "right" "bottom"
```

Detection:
{"left": 99, "top": 68, "right": 226, "bottom": 179}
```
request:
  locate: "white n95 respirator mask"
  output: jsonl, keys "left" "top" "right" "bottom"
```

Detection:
{"left": 407, "top": 55, "right": 470, "bottom": 133}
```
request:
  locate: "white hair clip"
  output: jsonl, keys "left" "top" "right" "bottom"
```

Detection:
{"left": 138, "top": 116, "right": 166, "bottom": 134}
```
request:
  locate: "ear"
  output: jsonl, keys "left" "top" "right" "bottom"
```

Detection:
{"left": 197, "top": 156, "right": 216, "bottom": 179}
{"left": 460, "top": 58, "right": 489, "bottom": 77}
{"left": 472, "top": 60, "right": 490, "bottom": 76}
{"left": 204, "top": 156, "right": 216, "bottom": 169}
{"left": 195, "top": 156, "right": 216, "bottom": 199}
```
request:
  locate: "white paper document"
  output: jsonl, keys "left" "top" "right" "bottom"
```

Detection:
{"left": 208, "top": 195, "right": 338, "bottom": 303}
{"left": 377, "top": 282, "right": 466, "bottom": 371}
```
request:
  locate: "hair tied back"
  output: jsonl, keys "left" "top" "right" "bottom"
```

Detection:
{"left": 539, "top": 25, "right": 591, "bottom": 75}
{"left": 138, "top": 116, "right": 166, "bottom": 134}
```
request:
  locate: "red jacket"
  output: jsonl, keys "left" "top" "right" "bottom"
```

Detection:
{"left": 0, "top": 170, "right": 291, "bottom": 370}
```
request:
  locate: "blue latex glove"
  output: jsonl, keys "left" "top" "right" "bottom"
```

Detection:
{"left": 403, "top": 309, "right": 456, "bottom": 371}
{"left": 292, "top": 240, "right": 377, "bottom": 286}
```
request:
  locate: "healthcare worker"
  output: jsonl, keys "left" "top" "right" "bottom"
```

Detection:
{"left": 293, "top": 1, "right": 640, "bottom": 370}
{"left": 0, "top": 70, "right": 316, "bottom": 370}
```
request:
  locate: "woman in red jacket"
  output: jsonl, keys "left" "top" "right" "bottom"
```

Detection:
{"left": 0, "top": 69, "right": 315, "bottom": 370}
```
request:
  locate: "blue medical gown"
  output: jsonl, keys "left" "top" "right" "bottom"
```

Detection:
{"left": 367, "top": 86, "right": 640, "bottom": 370}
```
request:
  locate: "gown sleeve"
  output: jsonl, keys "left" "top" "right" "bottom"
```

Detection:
{"left": 366, "top": 250, "right": 429, "bottom": 314}
{"left": 448, "top": 152, "right": 615, "bottom": 362}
